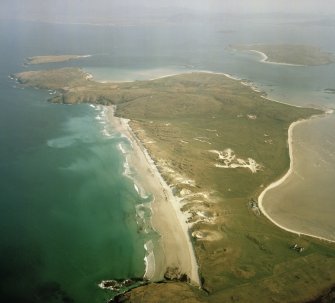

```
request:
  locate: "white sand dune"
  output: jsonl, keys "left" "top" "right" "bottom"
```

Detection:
{"left": 209, "top": 149, "right": 262, "bottom": 173}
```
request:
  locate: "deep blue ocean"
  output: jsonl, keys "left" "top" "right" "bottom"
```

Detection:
{"left": 0, "top": 16, "right": 335, "bottom": 302}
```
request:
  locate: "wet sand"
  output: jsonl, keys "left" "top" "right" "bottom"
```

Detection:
{"left": 258, "top": 112, "right": 335, "bottom": 243}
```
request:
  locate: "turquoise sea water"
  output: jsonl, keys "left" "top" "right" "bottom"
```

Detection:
{"left": 0, "top": 84, "right": 149, "bottom": 302}
{"left": 0, "top": 21, "right": 151, "bottom": 303}
{"left": 1, "top": 16, "right": 335, "bottom": 302}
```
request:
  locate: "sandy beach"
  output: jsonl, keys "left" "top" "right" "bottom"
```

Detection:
{"left": 107, "top": 106, "right": 200, "bottom": 285}
{"left": 97, "top": 70, "right": 334, "bottom": 281}
{"left": 249, "top": 50, "right": 304, "bottom": 66}
{"left": 258, "top": 114, "right": 335, "bottom": 243}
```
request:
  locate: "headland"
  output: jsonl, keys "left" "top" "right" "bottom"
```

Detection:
{"left": 12, "top": 61, "right": 335, "bottom": 303}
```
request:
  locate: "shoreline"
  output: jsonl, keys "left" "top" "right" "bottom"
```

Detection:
{"left": 106, "top": 106, "right": 201, "bottom": 286}
{"left": 248, "top": 50, "right": 305, "bottom": 67}
{"left": 258, "top": 113, "right": 335, "bottom": 244}
{"left": 94, "top": 71, "right": 335, "bottom": 250}
{"left": 85, "top": 68, "right": 319, "bottom": 112}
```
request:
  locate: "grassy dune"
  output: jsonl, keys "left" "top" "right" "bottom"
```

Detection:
{"left": 14, "top": 68, "right": 335, "bottom": 303}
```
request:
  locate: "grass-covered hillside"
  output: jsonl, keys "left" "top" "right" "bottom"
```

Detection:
{"left": 14, "top": 67, "right": 335, "bottom": 303}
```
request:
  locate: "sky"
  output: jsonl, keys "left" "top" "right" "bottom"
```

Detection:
{"left": 1, "top": 0, "right": 334, "bottom": 23}
{"left": 175, "top": 0, "right": 335, "bottom": 14}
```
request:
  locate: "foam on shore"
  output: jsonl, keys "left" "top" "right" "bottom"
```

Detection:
{"left": 143, "top": 240, "right": 156, "bottom": 280}
{"left": 91, "top": 105, "right": 115, "bottom": 138}
{"left": 118, "top": 142, "right": 150, "bottom": 200}
{"left": 118, "top": 143, "right": 127, "bottom": 154}
{"left": 106, "top": 106, "right": 200, "bottom": 285}
{"left": 129, "top": 124, "right": 201, "bottom": 284}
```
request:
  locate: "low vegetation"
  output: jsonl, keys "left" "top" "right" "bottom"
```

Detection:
{"left": 25, "top": 55, "right": 89, "bottom": 65}
{"left": 14, "top": 67, "right": 335, "bottom": 303}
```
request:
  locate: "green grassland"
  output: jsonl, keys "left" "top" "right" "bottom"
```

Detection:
{"left": 14, "top": 68, "right": 335, "bottom": 303}
{"left": 232, "top": 44, "right": 335, "bottom": 66}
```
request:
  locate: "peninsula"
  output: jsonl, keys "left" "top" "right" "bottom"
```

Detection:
{"left": 231, "top": 44, "right": 335, "bottom": 66}
{"left": 13, "top": 65, "right": 335, "bottom": 303}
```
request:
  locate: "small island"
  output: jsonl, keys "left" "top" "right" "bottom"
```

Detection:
{"left": 12, "top": 65, "right": 335, "bottom": 303}
{"left": 231, "top": 44, "right": 335, "bottom": 66}
{"left": 25, "top": 54, "right": 91, "bottom": 65}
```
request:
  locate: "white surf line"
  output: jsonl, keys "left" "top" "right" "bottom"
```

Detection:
{"left": 118, "top": 142, "right": 127, "bottom": 154}
{"left": 134, "top": 183, "right": 140, "bottom": 194}
{"left": 135, "top": 134, "right": 201, "bottom": 285}
{"left": 110, "top": 109, "right": 200, "bottom": 285}
{"left": 258, "top": 116, "right": 335, "bottom": 244}
{"left": 117, "top": 140, "right": 150, "bottom": 200}
{"left": 79, "top": 54, "right": 92, "bottom": 58}
{"left": 144, "top": 240, "right": 156, "bottom": 280}
{"left": 249, "top": 50, "right": 268, "bottom": 62}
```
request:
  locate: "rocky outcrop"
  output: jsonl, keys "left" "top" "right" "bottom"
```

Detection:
{"left": 164, "top": 267, "right": 190, "bottom": 282}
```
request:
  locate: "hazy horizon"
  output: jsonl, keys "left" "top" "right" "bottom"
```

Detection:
{"left": 1, "top": 0, "right": 335, "bottom": 302}
{"left": 1, "top": 0, "right": 335, "bottom": 24}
